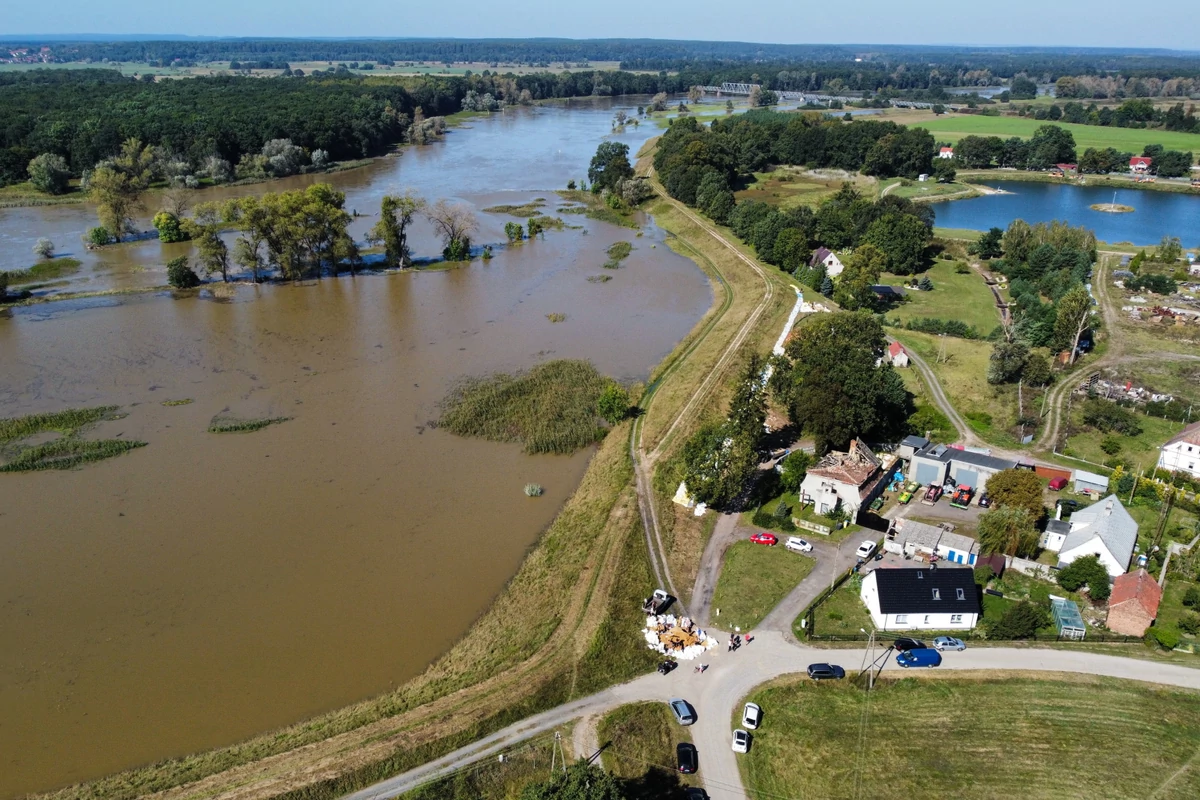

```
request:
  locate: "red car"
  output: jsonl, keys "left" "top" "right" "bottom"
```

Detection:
{"left": 1048, "top": 477, "right": 1068, "bottom": 491}
{"left": 750, "top": 532, "right": 778, "bottom": 546}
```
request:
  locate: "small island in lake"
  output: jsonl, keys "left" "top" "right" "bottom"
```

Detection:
{"left": 1090, "top": 203, "right": 1134, "bottom": 213}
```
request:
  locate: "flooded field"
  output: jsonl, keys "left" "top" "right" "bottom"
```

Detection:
{"left": 0, "top": 99, "right": 712, "bottom": 797}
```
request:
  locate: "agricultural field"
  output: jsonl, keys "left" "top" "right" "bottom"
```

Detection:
{"left": 741, "top": 674, "right": 1200, "bottom": 800}
{"left": 882, "top": 259, "right": 1002, "bottom": 336}
{"left": 710, "top": 541, "right": 815, "bottom": 630}
{"left": 912, "top": 114, "right": 1200, "bottom": 157}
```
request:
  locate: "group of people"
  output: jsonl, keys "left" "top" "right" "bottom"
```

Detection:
{"left": 727, "top": 632, "right": 753, "bottom": 652}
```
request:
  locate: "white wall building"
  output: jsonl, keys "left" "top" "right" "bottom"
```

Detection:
{"left": 1159, "top": 422, "right": 1200, "bottom": 479}
{"left": 860, "top": 568, "right": 980, "bottom": 631}
{"left": 1054, "top": 495, "right": 1138, "bottom": 579}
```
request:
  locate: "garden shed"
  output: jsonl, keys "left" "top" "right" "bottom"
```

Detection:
{"left": 1051, "top": 597, "right": 1086, "bottom": 640}
{"left": 1073, "top": 469, "right": 1110, "bottom": 495}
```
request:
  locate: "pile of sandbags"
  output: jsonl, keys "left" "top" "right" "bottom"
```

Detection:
{"left": 642, "top": 614, "right": 716, "bottom": 661}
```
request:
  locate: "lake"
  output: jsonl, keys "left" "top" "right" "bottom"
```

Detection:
{"left": 933, "top": 179, "right": 1200, "bottom": 245}
{"left": 0, "top": 98, "right": 712, "bottom": 798}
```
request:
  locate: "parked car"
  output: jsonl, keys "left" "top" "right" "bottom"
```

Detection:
{"left": 669, "top": 698, "right": 696, "bottom": 726}
{"left": 807, "top": 663, "right": 846, "bottom": 680}
{"left": 933, "top": 636, "right": 966, "bottom": 651}
{"left": 742, "top": 702, "right": 762, "bottom": 730}
{"left": 1048, "top": 476, "right": 1068, "bottom": 491}
{"left": 1057, "top": 499, "right": 1080, "bottom": 514}
{"left": 731, "top": 729, "right": 751, "bottom": 754}
{"left": 750, "top": 532, "right": 778, "bottom": 546}
{"left": 854, "top": 540, "right": 876, "bottom": 559}
{"left": 677, "top": 742, "right": 698, "bottom": 774}
{"left": 896, "top": 648, "right": 943, "bottom": 668}
{"left": 892, "top": 637, "right": 927, "bottom": 651}
{"left": 978, "top": 492, "right": 991, "bottom": 508}
{"left": 658, "top": 660, "right": 678, "bottom": 675}
{"left": 685, "top": 790, "right": 709, "bottom": 800}
{"left": 785, "top": 536, "right": 813, "bottom": 553}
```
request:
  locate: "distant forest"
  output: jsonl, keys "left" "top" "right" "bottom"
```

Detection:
{"left": 10, "top": 37, "right": 1200, "bottom": 81}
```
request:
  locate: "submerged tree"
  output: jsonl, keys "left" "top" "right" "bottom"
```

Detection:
{"left": 428, "top": 199, "right": 477, "bottom": 261}
{"left": 369, "top": 191, "right": 426, "bottom": 267}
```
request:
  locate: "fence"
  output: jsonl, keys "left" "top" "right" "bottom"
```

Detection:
{"left": 805, "top": 630, "right": 1142, "bottom": 644}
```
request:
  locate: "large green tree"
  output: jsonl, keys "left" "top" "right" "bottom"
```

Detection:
{"left": 369, "top": 191, "right": 426, "bottom": 267}
{"left": 978, "top": 506, "right": 1039, "bottom": 557}
{"left": 984, "top": 469, "right": 1046, "bottom": 522}
{"left": 783, "top": 311, "right": 914, "bottom": 454}
{"left": 1052, "top": 284, "right": 1092, "bottom": 363}
{"left": 27, "top": 153, "right": 70, "bottom": 194}
{"left": 861, "top": 212, "right": 931, "bottom": 275}
{"left": 588, "top": 141, "right": 633, "bottom": 193}
{"left": 833, "top": 243, "right": 885, "bottom": 311}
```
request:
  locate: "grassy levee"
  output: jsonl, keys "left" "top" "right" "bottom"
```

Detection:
{"left": 742, "top": 672, "right": 1200, "bottom": 799}
{"left": 34, "top": 144, "right": 785, "bottom": 800}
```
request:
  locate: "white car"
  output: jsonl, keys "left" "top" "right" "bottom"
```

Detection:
{"left": 742, "top": 702, "right": 762, "bottom": 730}
{"left": 854, "top": 540, "right": 876, "bottom": 559}
{"left": 785, "top": 537, "right": 813, "bottom": 553}
{"left": 731, "top": 728, "right": 751, "bottom": 754}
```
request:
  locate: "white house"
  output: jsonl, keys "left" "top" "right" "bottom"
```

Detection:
{"left": 860, "top": 568, "right": 980, "bottom": 631}
{"left": 1051, "top": 494, "right": 1138, "bottom": 579}
{"left": 810, "top": 247, "right": 844, "bottom": 278}
{"left": 1158, "top": 421, "right": 1200, "bottom": 479}
{"left": 887, "top": 341, "right": 910, "bottom": 368}
{"left": 885, "top": 518, "right": 979, "bottom": 566}
{"left": 799, "top": 440, "right": 883, "bottom": 521}
{"left": 938, "top": 146, "right": 954, "bottom": 159}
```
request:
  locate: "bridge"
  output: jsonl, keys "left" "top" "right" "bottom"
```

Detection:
{"left": 698, "top": 83, "right": 962, "bottom": 111}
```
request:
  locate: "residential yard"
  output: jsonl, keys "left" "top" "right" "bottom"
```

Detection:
{"left": 1062, "top": 409, "right": 1184, "bottom": 469}
{"left": 802, "top": 574, "right": 872, "bottom": 638}
{"left": 745, "top": 492, "right": 864, "bottom": 543}
{"left": 884, "top": 259, "right": 1002, "bottom": 336}
{"left": 1158, "top": 579, "right": 1200, "bottom": 653}
{"left": 711, "top": 541, "right": 816, "bottom": 630}
{"left": 741, "top": 673, "right": 1200, "bottom": 800}
{"left": 597, "top": 702, "right": 695, "bottom": 792}
{"left": 912, "top": 114, "right": 1200, "bottom": 155}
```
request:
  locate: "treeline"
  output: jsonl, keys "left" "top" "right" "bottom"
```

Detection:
{"left": 952, "top": 125, "right": 1193, "bottom": 176}
{"left": 1017, "top": 98, "right": 1199, "bottom": 134}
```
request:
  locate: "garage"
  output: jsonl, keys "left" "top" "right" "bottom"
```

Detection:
{"left": 915, "top": 462, "right": 941, "bottom": 485}
{"left": 954, "top": 468, "right": 979, "bottom": 489}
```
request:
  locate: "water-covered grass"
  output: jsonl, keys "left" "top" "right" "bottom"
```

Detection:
{"left": 4, "top": 258, "right": 83, "bottom": 285}
{"left": 557, "top": 190, "right": 640, "bottom": 229}
{"left": 587, "top": 274, "right": 613, "bottom": 283}
{"left": 0, "top": 439, "right": 147, "bottom": 472}
{"left": 207, "top": 416, "right": 292, "bottom": 434}
{"left": 0, "top": 405, "right": 145, "bottom": 471}
{"left": 482, "top": 200, "right": 546, "bottom": 217}
{"left": 604, "top": 240, "right": 634, "bottom": 269}
{"left": 160, "top": 399, "right": 194, "bottom": 407}
{"left": 438, "top": 359, "right": 612, "bottom": 455}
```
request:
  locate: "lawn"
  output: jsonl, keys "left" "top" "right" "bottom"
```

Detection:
{"left": 741, "top": 674, "right": 1200, "bottom": 800}
{"left": 597, "top": 702, "right": 695, "bottom": 792}
{"left": 884, "top": 259, "right": 1001, "bottom": 336}
{"left": 912, "top": 114, "right": 1200, "bottom": 156}
{"left": 1062, "top": 411, "right": 1184, "bottom": 471}
{"left": 711, "top": 541, "right": 816, "bottom": 630}
{"left": 804, "top": 574, "right": 873, "bottom": 639}
{"left": 887, "top": 180, "right": 975, "bottom": 201}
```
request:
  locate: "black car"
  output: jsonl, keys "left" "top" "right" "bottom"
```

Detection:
{"left": 893, "top": 637, "right": 927, "bottom": 652}
{"left": 658, "top": 661, "right": 677, "bottom": 675}
{"left": 807, "top": 663, "right": 846, "bottom": 680}
{"left": 685, "top": 790, "right": 710, "bottom": 800}
{"left": 677, "top": 742, "right": 699, "bottom": 774}
{"left": 978, "top": 493, "right": 991, "bottom": 508}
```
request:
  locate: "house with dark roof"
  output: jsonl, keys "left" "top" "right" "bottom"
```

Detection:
{"left": 860, "top": 567, "right": 981, "bottom": 631}
{"left": 1158, "top": 420, "right": 1200, "bottom": 479}
{"left": 1050, "top": 494, "right": 1138, "bottom": 579}
{"left": 1106, "top": 568, "right": 1162, "bottom": 636}
{"left": 906, "top": 443, "right": 1019, "bottom": 495}
{"left": 870, "top": 285, "right": 906, "bottom": 304}
{"left": 809, "top": 246, "right": 844, "bottom": 278}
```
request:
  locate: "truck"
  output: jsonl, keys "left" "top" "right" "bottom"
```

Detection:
{"left": 642, "top": 589, "right": 671, "bottom": 615}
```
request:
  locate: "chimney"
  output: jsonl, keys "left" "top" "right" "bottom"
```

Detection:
{"left": 1105, "top": 499, "right": 1114, "bottom": 516}
{"left": 1056, "top": 504, "right": 1062, "bottom": 521}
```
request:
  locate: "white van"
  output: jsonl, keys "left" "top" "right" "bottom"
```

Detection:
{"left": 785, "top": 537, "right": 813, "bottom": 553}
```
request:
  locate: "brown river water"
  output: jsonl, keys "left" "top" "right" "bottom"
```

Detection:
{"left": 0, "top": 99, "right": 712, "bottom": 797}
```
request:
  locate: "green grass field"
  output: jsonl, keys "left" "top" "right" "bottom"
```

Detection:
{"left": 711, "top": 541, "right": 815, "bottom": 630}
{"left": 1062, "top": 410, "right": 1184, "bottom": 470}
{"left": 804, "top": 575, "right": 872, "bottom": 638}
{"left": 597, "top": 702, "right": 695, "bottom": 792}
{"left": 883, "top": 260, "right": 1001, "bottom": 335}
{"left": 742, "top": 674, "right": 1200, "bottom": 799}
{"left": 886, "top": 180, "right": 976, "bottom": 201}
{"left": 914, "top": 115, "right": 1200, "bottom": 156}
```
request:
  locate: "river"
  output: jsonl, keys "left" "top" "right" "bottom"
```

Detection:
{"left": 0, "top": 98, "right": 712, "bottom": 797}
{"left": 934, "top": 179, "right": 1200, "bottom": 244}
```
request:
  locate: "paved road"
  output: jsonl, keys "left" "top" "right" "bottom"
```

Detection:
{"left": 346, "top": 627, "right": 1200, "bottom": 800}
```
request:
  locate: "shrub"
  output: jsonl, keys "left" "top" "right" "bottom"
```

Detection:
{"left": 973, "top": 565, "right": 993, "bottom": 586}
{"left": 32, "top": 238, "right": 55, "bottom": 259}
{"left": 27, "top": 152, "right": 71, "bottom": 195}
{"left": 986, "top": 601, "right": 1048, "bottom": 639}
{"left": 166, "top": 256, "right": 201, "bottom": 289}
{"left": 1183, "top": 586, "right": 1200, "bottom": 608}
{"left": 1081, "top": 398, "right": 1143, "bottom": 436}
{"left": 1150, "top": 626, "right": 1180, "bottom": 650}
{"left": 1100, "top": 436, "right": 1123, "bottom": 456}
{"left": 153, "top": 211, "right": 190, "bottom": 243}
{"left": 524, "top": 483, "right": 544, "bottom": 497}
{"left": 88, "top": 226, "right": 114, "bottom": 246}
{"left": 1179, "top": 613, "right": 1200, "bottom": 636}
{"left": 596, "top": 383, "right": 630, "bottom": 424}
{"left": 954, "top": 263, "right": 970, "bottom": 274}
{"left": 1056, "top": 555, "right": 1111, "bottom": 601}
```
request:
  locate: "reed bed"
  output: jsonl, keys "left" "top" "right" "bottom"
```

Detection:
{"left": 0, "top": 439, "right": 147, "bottom": 472}
{"left": 438, "top": 359, "right": 611, "bottom": 454}
{"left": 208, "top": 416, "right": 292, "bottom": 434}
{"left": 4, "top": 258, "right": 83, "bottom": 286}
{"left": 0, "top": 406, "right": 118, "bottom": 441}
{"left": 603, "top": 241, "right": 633, "bottom": 269}
{"left": 160, "top": 399, "right": 194, "bottom": 407}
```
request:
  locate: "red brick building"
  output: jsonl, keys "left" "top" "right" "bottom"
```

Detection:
{"left": 1106, "top": 568, "right": 1162, "bottom": 636}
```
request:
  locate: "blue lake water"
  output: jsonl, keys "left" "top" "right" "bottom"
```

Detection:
{"left": 933, "top": 180, "right": 1200, "bottom": 245}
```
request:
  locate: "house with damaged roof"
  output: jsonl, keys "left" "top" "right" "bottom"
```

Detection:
{"left": 799, "top": 440, "right": 896, "bottom": 522}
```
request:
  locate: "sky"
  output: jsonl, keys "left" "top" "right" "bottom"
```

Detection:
{"left": 3, "top": 0, "right": 1196, "bottom": 50}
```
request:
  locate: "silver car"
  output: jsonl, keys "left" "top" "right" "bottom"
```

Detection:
{"left": 933, "top": 636, "right": 966, "bottom": 651}
{"left": 669, "top": 698, "right": 696, "bottom": 726}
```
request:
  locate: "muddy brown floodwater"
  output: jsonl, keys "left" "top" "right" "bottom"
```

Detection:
{"left": 0, "top": 98, "right": 712, "bottom": 798}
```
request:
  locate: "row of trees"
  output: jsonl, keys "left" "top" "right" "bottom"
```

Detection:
{"left": 951, "top": 125, "right": 1193, "bottom": 176}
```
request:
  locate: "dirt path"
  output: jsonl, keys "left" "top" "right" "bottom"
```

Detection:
{"left": 898, "top": 335, "right": 980, "bottom": 447}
